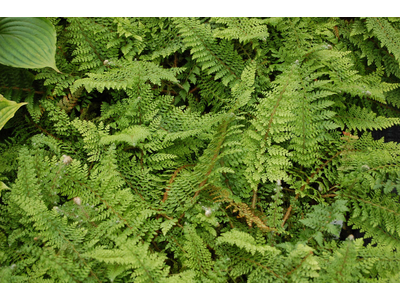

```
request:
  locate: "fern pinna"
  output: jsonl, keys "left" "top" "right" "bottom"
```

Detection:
{"left": 1, "top": 17, "right": 400, "bottom": 282}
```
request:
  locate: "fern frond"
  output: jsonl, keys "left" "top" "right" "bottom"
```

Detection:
{"left": 212, "top": 17, "right": 269, "bottom": 44}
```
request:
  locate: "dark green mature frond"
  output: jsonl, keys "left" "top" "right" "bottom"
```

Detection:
{"left": 365, "top": 18, "right": 400, "bottom": 63}
{"left": 174, "top": 18, "right": 244, "bottom": 87}
{"left": 338, "top": 133, "right": 400, "bottom": 249}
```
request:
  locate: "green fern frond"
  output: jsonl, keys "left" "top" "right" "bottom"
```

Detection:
{"left": 212, "top": 17, "right": 269, "bottom": 44}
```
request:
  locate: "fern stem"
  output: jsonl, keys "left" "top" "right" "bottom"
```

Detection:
{"left": 282, "top": 149, "right": 347, "bottom": 227}
{"left": 1, "top": 85, "right": 44, "bottom": 94}
{"left": 263, "top": 67, "right": 294, "bottom": 141}
{"left": 74, "top": 18, "right": 104, "bottom": 64}
{"left": 234, "top": 255, "right": 285, "bottom": 281}
{"left": 285, "top": 251, "right": 313, "bottom": 278}
{"left": 345, "top": 193, "right": 400, "bottom": 217}
{"left": 162, "top": 164, "right": 195, "bottom": 203}
{"left": 251, "top": 188, "right": 258, "bottom": 210}
{"left": 193, "top": 120, "right": 229, "bottom": 202}
{"left": 189, "top": 86, "right": 199, "bottom": 93}
{"left": 27, "top": 117, "right": 61, "bottom": 141}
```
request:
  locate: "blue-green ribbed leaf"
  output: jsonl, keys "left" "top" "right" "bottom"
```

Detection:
{"left": 0, "top": 17, "right": 59, "bottom": 72}
{"left": 0, "top": 181, "right": 10, "bottom": 193}
{"left": 0, "top": 94, "right": 27, "bottom": 130}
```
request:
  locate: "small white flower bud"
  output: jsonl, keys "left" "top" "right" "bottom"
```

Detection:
{"left": 73, "top": 197, "right": 82, "bottom": 206}
{"left": 277, "top": 179, "right": 282, "bottom": 186}
{"left": 62, "top": 155, "right": 73, "bottom": 165}
{"left": 103, "top": 59, "right": 109, "bottom": 66}
{"left": 346, "top": 234, "right": 354, "bottom": 241}
{"left": 205, "top": 207, "right": 212, "bottom": 217}
{"left": 361, "top": 165, "right": 370, "bottom": 171}
{"left": 327, "top": 44, "right": 332, "bottom": 50}
{"left": 365, "top": 91, "right": 371, "bottom": 97}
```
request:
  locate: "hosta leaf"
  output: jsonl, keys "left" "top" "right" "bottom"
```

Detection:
{"left": 0, "top": 181, "right": 10, "bottom": 193}
{"left": 0, "top": 94, "right": 27, "bottom": 130}
{"left": 0, "top": 17, "right": 59, "bottom": 72}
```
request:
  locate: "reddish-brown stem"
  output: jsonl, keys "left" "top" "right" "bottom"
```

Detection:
{"left": 78, "top": 206, "right": 98, "bottom": 228}
{"left": 286, "top": 251, "right": 313, "bottom": 277}
{"left": 162, "top": 164, "right": 195, "bottom": 203}
{"left": 139, "top": 149, "right": 144, "bottom": 170}
{"left": 189, "top": 86, "right": 199, "bottom": 94}
{"left": 174, "top": 52, "right": 178, "bottom": 68}
{"left": 320, "top": 193, "right": 338, "bottom": 198}
{"left": 251, "top": 188, "right": 258, "bottom": 210}
{"left": 162, "top": 89, "right": 178, "bottom": 95}
{"left": 281, "top": 149, "right": 349, "bottom": 228}
{"left": 192, "top": 122, "right": 228, "bottom": 202}
{"left": 1, "top": 85, "right": 44, "bottom": 94}
{"left": 87, "top": 162, "right": 94, "bottom": 174}
{"left": 75, "top": 18, "right": 104, "bottom": 64}
{"left": 29, "top": 120, "right": 61, "bottom": 141}
{"left": 263, "top": 69, "right": 294, "bottom": 141}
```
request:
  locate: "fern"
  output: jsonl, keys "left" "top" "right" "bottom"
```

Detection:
{"left": 2, "top": 17, "right": 400, "bottom": 283}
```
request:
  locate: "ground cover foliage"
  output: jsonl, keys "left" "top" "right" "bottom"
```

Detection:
{"left": 2, "top": 17, "right": 400, "bottom": 282}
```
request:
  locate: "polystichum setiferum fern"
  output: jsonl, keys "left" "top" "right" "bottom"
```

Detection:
{"left": 1, "top": 17, "right": 400, "bottom": 283}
